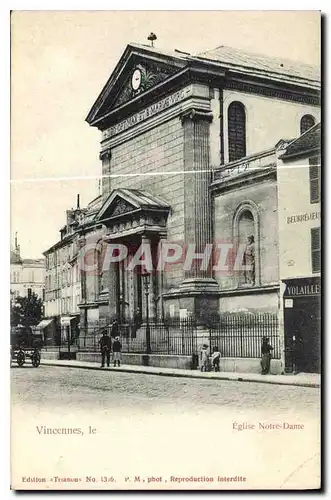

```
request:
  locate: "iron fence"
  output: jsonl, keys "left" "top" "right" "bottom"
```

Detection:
{"left": 208, "top": 313, "right": 280, "bottom": 359}
{"left": 72, "top": 313, "right": 279, "bottom": 359}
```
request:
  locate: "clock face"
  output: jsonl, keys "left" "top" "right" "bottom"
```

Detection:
{"left": 131, "top": 69, "right": 142, "bottom": 91}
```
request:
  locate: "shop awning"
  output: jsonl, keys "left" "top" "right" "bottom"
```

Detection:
{"left": 60, "top": 316, "right": 77, "bottom": 326}
{"left": 36, "top": 318, "right": 54, "bottom": 330}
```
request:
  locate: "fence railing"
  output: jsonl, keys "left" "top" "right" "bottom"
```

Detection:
{"left": 208, "top": 313, "right": 280, "bottom": 359}
{"left": 70, "top": 313, "right": 279, "bottom": 359}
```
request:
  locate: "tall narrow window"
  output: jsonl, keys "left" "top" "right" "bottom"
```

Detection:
{"left": 311, "top": 227, "right": 321, "bottom": 273}
{"left": 309, "top": 156, "right": 320, "bottom": 204}
{"left": 300, "top": 114, "right": 315, "bottom": 135}
{"left": 228, "top": 102, "right": 246, "bottom": 162}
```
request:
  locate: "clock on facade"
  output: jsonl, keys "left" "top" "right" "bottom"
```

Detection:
{"left": 131, "top": 68, "right": 142, "bottom": 91}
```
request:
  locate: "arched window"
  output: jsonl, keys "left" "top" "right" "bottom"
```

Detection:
{"left": 228, "top": 101, "right": 246, "bottom": 162}
{"left": 300, "top": 114, "right": 315, "bottom": 135}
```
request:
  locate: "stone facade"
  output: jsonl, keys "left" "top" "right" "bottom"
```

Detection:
{"left": 44, "top": 43, "right": 320, "bottom": 357}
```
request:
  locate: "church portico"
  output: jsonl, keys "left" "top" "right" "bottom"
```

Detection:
{"left": 89, "top": 188, "right": 170, "bottom": 328}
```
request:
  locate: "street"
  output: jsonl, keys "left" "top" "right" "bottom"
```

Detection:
{"left": 11, "top": 366, "right": 320, "bottom": 490}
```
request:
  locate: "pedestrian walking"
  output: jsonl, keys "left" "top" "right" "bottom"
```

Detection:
{"left": 112, "top": 336, "right": 122, "bottom": 367}
{"left": 111, "top": 318, "right": 119, "bottom": 338}
{"left": 200, "top": 344, "right": 209, "bottom": 372}
{"left": 260, "top": 337, "right": 274, "bottom": 374}
{"left": 99, "top": 329, "right": 112, "bottom": 368}
{"left": 211, "top": 346, "right": 221, "bottom": 372}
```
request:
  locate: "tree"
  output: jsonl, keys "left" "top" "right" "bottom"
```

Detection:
{"left": 10, "top": 292, "right": 44, "bottom": 327}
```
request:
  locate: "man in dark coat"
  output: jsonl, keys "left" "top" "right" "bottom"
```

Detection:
{"left": 99, "top": 330, "right": 112, "bottom": 368}
{"left": 111, "top": 319, "right": 119, "bottom": 338}
{"left": 261, "top": 337, "right": 274, "bottom": 374}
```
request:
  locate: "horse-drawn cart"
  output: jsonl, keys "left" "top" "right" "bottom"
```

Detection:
{"left": 10, "top": 325, "right": 43, "bottom": 367}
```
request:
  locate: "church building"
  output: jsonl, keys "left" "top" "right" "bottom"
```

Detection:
{"left": 78, "top": 41, "right": 320, "bottom": 331}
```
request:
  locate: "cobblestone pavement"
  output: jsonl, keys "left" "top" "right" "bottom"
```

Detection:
{"left": 11, "top": 366, "right": 320, "bottom": 490}
{"left": 11, "top": 365, "right": 320, "bottom": 417}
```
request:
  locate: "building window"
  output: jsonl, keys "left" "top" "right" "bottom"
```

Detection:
{"left": 309, "top": 156, "right": 320, "bottom": 204}
{"left": 311, "top": 227, "right": 321, "bottom": 273}
{"left": 228, "top": 101, "right": 246, "bottom": 162}
{"left": 300, "top": 114, "right": 316, "bottom": 135}
{"left": 12, "top": 271, "right": 20, "bottom": 283}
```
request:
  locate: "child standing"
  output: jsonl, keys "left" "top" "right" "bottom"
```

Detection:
{"left": 200, "top": 344, "right": 209, "bottom": 372}
{"left": 112, "top": 336, "right": 122, "bottom": 367}
{"left": 211, "top": 347, "right": 221, "bottom": 372}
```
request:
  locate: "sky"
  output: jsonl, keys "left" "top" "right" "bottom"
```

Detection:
{"left": 10, "top": 10, "right": 320, "bottom": 258}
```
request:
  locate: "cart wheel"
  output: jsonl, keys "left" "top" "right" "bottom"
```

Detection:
{"left": 17, "top": 350, "right": 25, "bottom": 367}
{"left": 31, "top": 350, "right": 41, "bottom": 368}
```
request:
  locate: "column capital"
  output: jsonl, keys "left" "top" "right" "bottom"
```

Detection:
{"left": 180, "top": 108, "right": 213, "bottom": 124}
{"left": 99, "top": 148, "right": 112, "bottom": 161}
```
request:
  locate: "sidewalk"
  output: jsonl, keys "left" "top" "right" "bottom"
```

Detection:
{"left": 40, "top": 359, "right": 320, "bottom": 388}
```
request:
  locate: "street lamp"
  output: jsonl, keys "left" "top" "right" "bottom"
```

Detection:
{"left": 141, "top": 270, "right": 151, "bottom": 354}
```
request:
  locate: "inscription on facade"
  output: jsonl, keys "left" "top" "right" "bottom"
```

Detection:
{"left": 286, "top": 211, "right": 320, "bottom": 224}
{"left": 102, "top": 86, "right": 192, "bottom": 139}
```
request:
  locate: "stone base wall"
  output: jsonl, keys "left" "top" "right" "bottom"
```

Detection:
{"left": 41, "top": 350, "right": 60, "bottom": 360}
{"left": 76, "top": 352, "right": 283, "bottom": 374}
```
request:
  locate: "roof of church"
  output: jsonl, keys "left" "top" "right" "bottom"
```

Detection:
{"left": 280, "top": 122, "right": 321, "bottom": 159}
{"left": 116, "top": 188, "right": 170, "bottom": 209}
{"left": 196, "top": 45, "right": 320, "bottom": 84}
{"left": 129, "top": 42, "right": 320, "bottom": 86}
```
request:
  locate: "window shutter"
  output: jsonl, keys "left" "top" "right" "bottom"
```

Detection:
{"left": 309, "top": 156, "right": 320, "bottom": 204}
{"left": 311, "top": 227, "right": 321, "bottom": 273}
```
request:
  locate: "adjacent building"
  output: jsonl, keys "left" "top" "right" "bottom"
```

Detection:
{"left": 43, "top": 197, "right": 85, "bottom": 342}
{"left": 277, "top": 123, "right": 321, "bottom": 373}
{"left": 10, "top": 235, "right": 45, "bottom": 302}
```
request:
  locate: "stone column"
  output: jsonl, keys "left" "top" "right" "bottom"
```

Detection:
{"left": 178, "top": 108, "right": 219, "bottom": 321}
{"left": 157, "top": 237, "right": 167, "bottom": 321}
{"left": 108, "top": 260, "right": 118, "bottom": 321}
{"left": 99, "top": 148, "right": 111, "bottom": 203}
{"left": 141, "top": 236, "right": 156, "bottom": 322}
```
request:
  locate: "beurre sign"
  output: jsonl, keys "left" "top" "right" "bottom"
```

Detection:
{"left": 286, "top": 211, "right": 320, "bottom": 224}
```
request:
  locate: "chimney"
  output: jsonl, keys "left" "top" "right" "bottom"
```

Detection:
{"left": 77, "top": 194, "right": 80, "bottom": 209}
{"left": 15, "top": 232, "right": 18, "bottom": 250}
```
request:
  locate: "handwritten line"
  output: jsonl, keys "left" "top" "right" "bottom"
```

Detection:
{"left": 280, "top": 451, "right": 320, "bottom": 488}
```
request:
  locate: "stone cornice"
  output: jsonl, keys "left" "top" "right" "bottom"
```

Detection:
{"left": 211, "top": 167, "right": 276, "bottom": 194}
{"left": 217, "top": 283, "right": 280, "bottom": 297}
{"left": 224, "top": 78, "right": 320, "bottom": 106}
{"left": 180, "top": 108, "right": 213, "bottom": 123}
{"left": 99, "top": 148, "right": 111, "bottom": 161}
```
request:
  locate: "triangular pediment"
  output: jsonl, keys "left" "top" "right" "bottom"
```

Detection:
{"left": 86, "top": 43, "right": 188, "bottom": 127}
{"left": 97, "top": 191, "right": 138, "bottom": 221}
{"left": 96, "top": 188, "right": 171, "bottom": 222}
